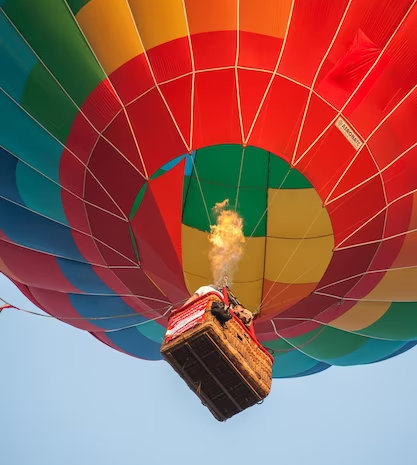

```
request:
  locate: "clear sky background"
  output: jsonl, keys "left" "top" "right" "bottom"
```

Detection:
{"left": 1, "top": 271, "right": 416, "bottom": 465}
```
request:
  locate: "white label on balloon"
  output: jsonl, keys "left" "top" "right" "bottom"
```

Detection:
{"left": 335, "top": 117, "right": 363, "bottom": 150}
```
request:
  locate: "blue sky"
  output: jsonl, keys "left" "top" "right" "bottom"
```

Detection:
{"left": 1, "top": 272, "right": 416, "bottom": 465}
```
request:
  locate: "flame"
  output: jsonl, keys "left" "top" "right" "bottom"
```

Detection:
{"left": 208, "top": 199, "right": 245, "bottom": 286}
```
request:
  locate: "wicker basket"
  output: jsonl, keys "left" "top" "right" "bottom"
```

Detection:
{"left": 160, "top": 294, "right": 273, "bottom": 421}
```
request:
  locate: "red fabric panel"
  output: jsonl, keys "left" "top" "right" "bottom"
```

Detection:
{"left": 8, "top": 279, "right": 48, "bottom": 312}
{"left": 295, "top": 126, "right": 359, "bottom": 200}
{"left": 383, "top": 146, "right": 417, "bottom": 204}
{"left": 276, "top": 320, "right": 324, "bottom": 339}
{"left": 82, "top": 79, "right": 121, "bottom": 131}
{"left": 191, "top": 31, "right": 236, "bottom": 70}
{"left": 253, "top": 318, "right": 276, "bottom": 342}
{"left": 326, "top": 145, "right": 378, "bottom": 203}
{"left": 159, "top": 75, "right": 193, "bottom": 148}
{"left": 323, "top": 30, "right": 382, "bottom": 94}
{"left": 148, "top": 160, "right": 185, "bottom": 264}
{"left": 110, "top": 267, "right": 167, "bottom": 302}
{"left": 192, "top": 69, "right": 241, "bottom": 148}
{"left": 60, "top": 149, "right": 87, "bottom": 197}
{"left": 345, "top": 271, "right": 387, "bottom": 300}
{"left": 237, "top": 68, "right": 272, "bottom": 139}
{"left": 29, "top": 287, "right": 99, "bottom": 332}
{"left": 317, "top": 243, "right": 379, "bottom": 291}
{"left": 313, "top": 300, "right": 359, "bottom": 329}
{"left": 278, "top": 0, "right": 350, "bottom": 86}
{"left": 84, "top": 171, "right": 123, "bottom": 217}
{"left": 61, "top": 190, "right": 91, "bottom": 234}
{"left": 0, "top": 240, "right": 78, "bottom": 293}
{"left": 92, "top": 332, "right": 130, "bottom": 354}
{"left": 64, "top": 113, "right": 98, "bottom": 164}
{"left": 339, "top": 211, "right": 385, "bottom": 248}
{"left": 127, "top": 88, "right": 188, "bottom": 176}
{"left": 238, "top": 31, "right": 282, "bottom": 71}
{"left": 130, "top": 163, "right": 188, "bottom": 303}
{"left": 274, "top": 293, "right": 338, "bottom": 330}
{"left": 88, "top": 137, "right": 145, "bottom": 216}
{"left": 71, "top": 230, "right": 106, "bottom": 266}
{"left": 384, "top": 195, "right": 413, "bottom": 238}
{"left": 294, "top": 93, "right": 338, "bottom": 161}
{"left": 369, "top": 238, "right": 406, "bottom": 274}
{"left": 85, "top": 204, "right": 137, "bottom": 264}
{"left": 94, "top": 242, "right": 134, "bottom": 267}
{"left": 248, "top": 76, "right": 308, "bottom": 161}
{"left": 110, "top": 54, "right": 154, "bottom": 105}
{"left": 91, "top": 266, "right": 164, "bottom": 319}
{"left": 147, "top": 37, "right": 192, "bottom": 83}
{"left": 327, "top": 176, "right": 385, "bottom": 246}
{"left": 102, "top": 111, "right": 147, "bottom": 175}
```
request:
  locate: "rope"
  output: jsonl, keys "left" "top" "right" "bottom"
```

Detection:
{"left": 0, "top": 296, "right": 188, "bottom": 333}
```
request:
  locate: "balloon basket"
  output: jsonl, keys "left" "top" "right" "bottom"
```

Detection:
{"left": 160, "top": 293, "right": 273, "bottom": 421}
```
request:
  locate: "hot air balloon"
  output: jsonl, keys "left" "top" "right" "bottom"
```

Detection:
{"left": 1, "top": 0, "right": 417, "bottom": 386}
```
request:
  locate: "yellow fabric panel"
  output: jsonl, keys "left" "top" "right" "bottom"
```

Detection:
{"left": 261, "top": 281, "right": 316, "bottom": 315}
{"left": 265, "top": 236, "right": 333, "bottom": 284}
{"left": 183, "top": 271, "right": 208, "bottom": 296}
{"left": 230, "top": 280, "right": 263, "bottom": 311}
{"left": 267, "top": 188, "right": 333, "bottom": 239}
{"left": 183, "top": 273, "right": 262, "bottom": 312}
{"left": 181, "top": 225, "right": 265, "bottom": 282}
{"left": 328, "top": 301, "right": 391, "bottom": 331}
{"left": 240, "top": 0, "right": 292, "bottom": 38}
{"left": 184, "top": 0, "right": 237, "bottom": 34}
{"left": 364, "top": 268, "right": 417, "bottom": 301}
{"left": 391, "top": 231, "right": 417, "bottom": 269}
{"left": 128, "top": 0, "right": 188, "bottom": 50}
{"left": 182, "top": 225, "right": 265, "bottom": 309}
{"left": 76, "top": 0, "right": 144, "bottom": 75}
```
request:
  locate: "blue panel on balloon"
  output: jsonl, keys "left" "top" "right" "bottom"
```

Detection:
{"left": 0, "top": 91, "right": 62, "bottom": 183}
{"left": 378, "top": 340, "right": 417, "bottom": 363}
{"left": 327, "top": 338, "right": 406, "bottom": 366}
{"left": 292, "top": 361, "right": 330, "bottom": 378}
{"left": 271, "top": 348, "right": 323, "bottom": 378}
{"left": 0, "top": 198, "right": 85, "bottom": 261}
{"left": 0, "top": 12, "right": 38, "bottom": 102}
{"left": 68, "top": 294, "right": 145, "bottom": 331}
{"left": 0, "top": 147, "right": 24, "bottom": 205}
{"left": 137, "top": 320, "right": 165, "bottom": 344}
{"left": 16, "top": 161, "right": 68, "bottom": 225}
{"left": 106, "top": 326, "right": 163, "bottom": 361}
{"left": 57, "top": 258, "right": 115, "bottom": 295}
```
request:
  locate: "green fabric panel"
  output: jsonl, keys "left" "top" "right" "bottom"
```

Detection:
{"left": 289, "top": 325, "right": 369, "bottom": 360}
{"left": 263, "top": 336, "right": 295, "bottom": 353}
{"left": 271, "top": 349, "right": 321, "bottom": 378}
{"left": 182, "top": 174, "right": 192, "bottom": 208}
{"left": 129, "top": 225, "right": 140, "bottom": 262}
{"left": 3, "top": 0, "right": 104, "bottom": 106}
{"left": 358, "top": 301, "right": 417, "bottom": 341}
{"left": 150, "top": 169, "right": 166, "bottom": 180}
{"left": 182, "top": 176, "right": 267, "bottom": 235}
{"left": 195, "top": 145, "right": 269, "bottom": 188}
{"left": 182, "top": 145, "right": 268, "bottom": 235}
{"left": 130, "top": 184, "right": 147, "bottom": 220}
{"left": 66, "top": 0, "right": 91, "bottom": 15}
{"left": 16, "top": 161, "right": 68, "bottom": 225}
{"left": 21, "top": 64, "right": 78, "bottom": 143}
{"left": 268, "top": 155, "right": 312, "bottom": 189}
{"left": 137, "top": 321, "right": 166, "bottom": 344}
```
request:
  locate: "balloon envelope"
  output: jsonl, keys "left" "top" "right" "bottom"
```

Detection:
{"left": 1, "top": 0, "right": 417, "bottom": 377}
